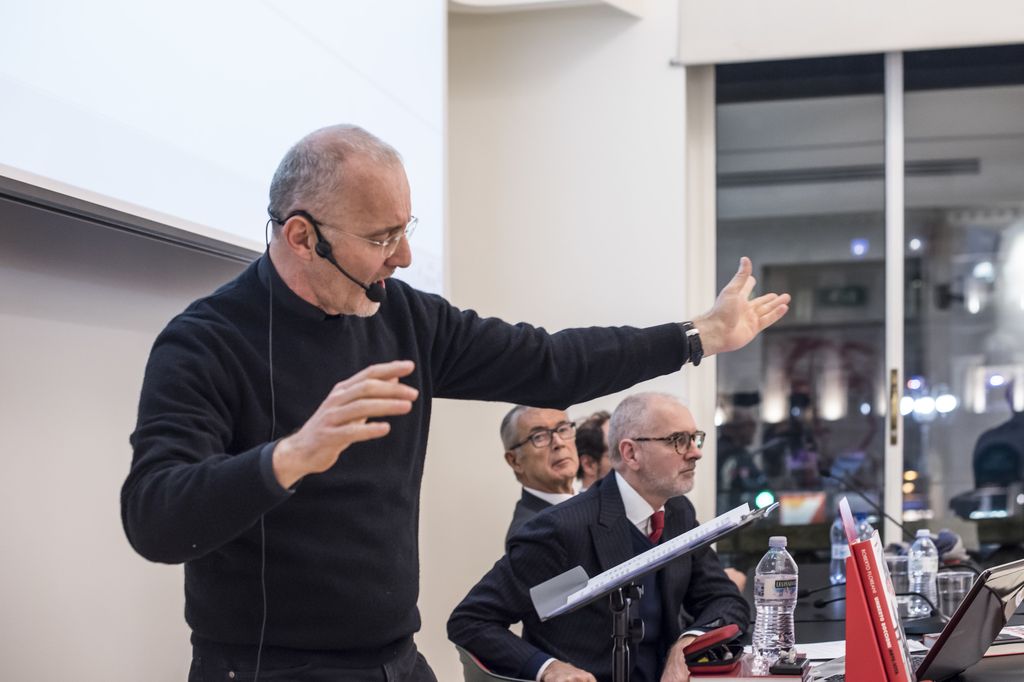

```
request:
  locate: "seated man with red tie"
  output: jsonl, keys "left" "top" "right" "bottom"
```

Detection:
{"left": 448, "top": 393, "right": 749, "bottom": 682}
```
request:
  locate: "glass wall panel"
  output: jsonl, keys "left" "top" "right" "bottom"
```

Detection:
{"left": 902, "top": 45, "right": 1024, "bottom": 565}
{"left": 715, "top": 56, "right": 887, "bottom": 569}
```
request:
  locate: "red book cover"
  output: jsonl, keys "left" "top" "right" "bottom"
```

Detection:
{"left": 839, "top": 498, "right": 913, "bottom": 682}
{"left": 853, "top": 541, "right": 914, "bottom": 680}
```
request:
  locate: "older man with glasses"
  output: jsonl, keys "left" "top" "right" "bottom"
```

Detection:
{"left": 501, "top": 406, "right": 581, "bottom": 544}
{"left": 449, "top": 393, "right": 748, "bottom": 682}
{"left": 123, "top": 122, "right": 785, "bottom": 682}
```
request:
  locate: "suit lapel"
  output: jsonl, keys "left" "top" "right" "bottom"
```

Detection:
{"left": 590, "top": 477, "right": 636, "bottom": 572}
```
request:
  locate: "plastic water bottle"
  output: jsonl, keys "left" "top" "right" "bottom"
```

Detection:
{"left": 855, "top": 514, "right": 874, "bottom": 541}
{"left": 829, "top": 516, "right": 850, "bottom": 585}
{"left": 907, "top": 529, "right": 939, "bottom": 619}
{"left": 753, "top": 536, "right": 799, "bottom": 663}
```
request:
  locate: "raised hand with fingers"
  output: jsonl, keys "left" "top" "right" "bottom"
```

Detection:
{"left": 271, "top": 360, "right": 419, "bottom": 489}
{"left": 693, "top": 256, "right": 790, "bottom": 357}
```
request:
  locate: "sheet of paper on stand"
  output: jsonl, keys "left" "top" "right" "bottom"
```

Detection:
{"left": 531, "top": 503, "right": 777, "bottom": 620}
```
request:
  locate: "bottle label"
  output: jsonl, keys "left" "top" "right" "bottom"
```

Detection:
{"left": 909, "top": 557, "right": 939, "bottom": 574}
{"left": 755, "top": 574, "right": 798, "bottom": 601}
{"left": 832, "top": 544, "right": 851, "bottom": 560}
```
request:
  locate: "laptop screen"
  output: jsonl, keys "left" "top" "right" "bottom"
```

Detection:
{"left": 915, "top": 558, "right": 1024, "bottom": 681}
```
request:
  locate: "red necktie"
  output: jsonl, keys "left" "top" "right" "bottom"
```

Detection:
{"left": 648, "top": 510, "right": 664, "bottom": 543}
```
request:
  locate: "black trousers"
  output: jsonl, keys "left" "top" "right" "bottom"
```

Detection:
{"left": 188, "top": 640, "right": 438, "bottom": 682}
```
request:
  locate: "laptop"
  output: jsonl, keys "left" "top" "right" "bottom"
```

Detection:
{"left": 818, "top": 557, "right": 1024, "bottom": 681}
{"left": 914, "top": 558, "right": 1024, "bottom": 680}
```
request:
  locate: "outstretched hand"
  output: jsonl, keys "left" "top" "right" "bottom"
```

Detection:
{"left": 272, "top": 360, "right": 419, "bottom": 489}
{"left": 693, "top": 257, "right": 790, "bottom": 357}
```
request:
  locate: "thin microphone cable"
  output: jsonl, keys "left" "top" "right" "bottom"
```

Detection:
{"left": 254, "top": 219, "right": 277, "bottom": 682}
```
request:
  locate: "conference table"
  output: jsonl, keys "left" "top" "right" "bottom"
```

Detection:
{"left": 742, "top": 562, "right": 1024, "bottom": 681}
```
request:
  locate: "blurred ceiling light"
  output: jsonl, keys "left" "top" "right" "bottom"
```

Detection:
{"left": 904, "top": 470, "right": 919, "bottom": 481}
{"left": 860, "top": 402, "right": 871, "bottom": 416}
{"left": 914, "top": 396, "right": 936, "bottom": 417}
{"left": 935, "top": 393, "right": 958, "bottom": 414}
{"left": 900, "top": 396, "right": 915, "bottom": 416}
{"left": 990, "top": 374, "right": 1006, "bottom": 387}
{"left": 714, "top": 406, "right": 725, "bottom": 427}
{"left": 851, "top": 238, "right": 869, "bottom": 258}
{"left": 902, "top": 482, "right": 915, "bottom": 494}
{"left": 908, "top": 238, "right": 923, "bottom": 251}
{"left": 907, "top": 377, "right": 923, "bottom": 391}
{"left": 973, "top": 261, "right": 995, "bottom": 281}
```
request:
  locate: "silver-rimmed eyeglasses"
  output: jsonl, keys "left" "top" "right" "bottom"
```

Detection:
{"left": 325, "top": 215, "right": 418, "bottom": 258}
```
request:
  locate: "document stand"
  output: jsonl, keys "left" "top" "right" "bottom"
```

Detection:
{"left": 530, "top": 503, "right": 778, "bottom": 682}
{"left": 610, "top": 583, "right": 644, "bottom": 682}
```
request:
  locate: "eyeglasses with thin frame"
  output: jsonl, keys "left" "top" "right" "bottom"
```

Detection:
{"left": 293, "top": 210, "right": 418, "bottom": 258}
{"left": 631, "top": 431, "right": 706, "bottom": 454}
{"left": 510, "top": 421, "right": 577, "bottom": 450}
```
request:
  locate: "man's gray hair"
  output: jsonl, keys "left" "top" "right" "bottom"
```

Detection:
{"left": 608, "top": 392, "right": 683, "bottom": 464}
{"left": 268, "top": 124, "right": 402, "bottom": 224}
{"left": 500, "top": 405, "right": 531, "bottom": 451}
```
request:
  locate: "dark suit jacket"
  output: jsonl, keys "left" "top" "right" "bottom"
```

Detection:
{"left": 506, "top": 489, "right": 553, "bottom": 545}
{"left": 448, "top": 475, "right": 750, "bottom": 681}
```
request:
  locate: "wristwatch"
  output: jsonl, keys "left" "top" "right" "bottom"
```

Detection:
{"left": 681, "top": 322, "right": 704, "bottom": 367}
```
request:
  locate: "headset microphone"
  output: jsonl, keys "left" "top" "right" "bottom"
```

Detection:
{"left": 277, "top": 209, "right": 387, "bottom": 303}
{"left": 312, "top": 238, "right": 387, "bottom": 303}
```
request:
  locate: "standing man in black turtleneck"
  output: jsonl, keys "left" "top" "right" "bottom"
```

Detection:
{"left": 121, "top": 123, "right": 789, "bottom": 682}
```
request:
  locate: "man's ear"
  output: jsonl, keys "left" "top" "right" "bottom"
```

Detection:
{"left": 281, "top": 215, "right": 317, "bottom": 259}
{"left": 619, "top": 439, "right": 641, "bottom": 471}
{"left": 504, "top": 450, "right": 521, "bottom": 473}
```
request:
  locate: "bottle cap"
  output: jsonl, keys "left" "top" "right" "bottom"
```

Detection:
{"left": 769, "top": 536, "right": 787, "bottom": 548}
{"left": 916, "top": 529, "right": 931, "bottom": 538}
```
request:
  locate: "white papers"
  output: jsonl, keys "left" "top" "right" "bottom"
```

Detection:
{"left": 563, "top": 503, "right": 751, "bottom": 606}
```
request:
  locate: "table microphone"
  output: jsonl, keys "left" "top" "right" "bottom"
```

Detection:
{"left": 819, "top": 468, "right": 916, "bottom": 541}
{"left": 813, "top": 592, "right": 947, "bottom": 634}
{"left": 798, "top": 583, "right": 845, "bottom": 599}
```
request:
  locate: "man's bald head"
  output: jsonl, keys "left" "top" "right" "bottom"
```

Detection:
{"left": 268, "top": 124, "right": 403, "bottom": 225}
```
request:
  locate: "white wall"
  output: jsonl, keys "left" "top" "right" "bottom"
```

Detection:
{"left": 418, "top": 4, "right": 704, "bottom": 678}
{"left": 0, "top": 200, "right": 246, "bottom": 681}
{"left": 678, "top": 0, "right": 1024, "bottom": 65}
{"left": 1, "top": 0, "right": 446, "bottom": 292}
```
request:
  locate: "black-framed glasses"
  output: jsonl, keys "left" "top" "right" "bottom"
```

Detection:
{"left": 632, "top": 431, "right": 706, "bottom": 454}
{"left": 510, "top": 421, "right": 577, "bottom": 450}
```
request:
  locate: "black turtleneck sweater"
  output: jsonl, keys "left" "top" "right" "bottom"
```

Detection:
{"left": 121, "top": 254, "right": 690, "bottom": 664}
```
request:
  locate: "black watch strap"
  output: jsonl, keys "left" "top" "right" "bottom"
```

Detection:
{"left": 681, "top": 322, "right": 704, "bottom": 367}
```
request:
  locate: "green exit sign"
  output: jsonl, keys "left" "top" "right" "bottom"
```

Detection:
{"left": 816, "top": 285, "right": 867, "bottom": 307}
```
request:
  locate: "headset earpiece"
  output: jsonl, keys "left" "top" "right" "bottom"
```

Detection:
{"left": 314, "top": 240, "right": 333, "bottom": 258}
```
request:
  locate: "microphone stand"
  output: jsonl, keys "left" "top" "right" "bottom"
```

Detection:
{"left": 609, "top": 584, "right": 644, "bottom": 682}
{"left": 820, "top": 470, "right": 916, "bottom": 542}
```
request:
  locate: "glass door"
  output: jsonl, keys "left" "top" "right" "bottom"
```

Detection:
{"left": 711, "top": 45, "right": 1024, "bottom": 571}
{"left": 902, "top": 45, "right": 1024, "bottom": 564}
{"left": 714, "top": 55, "right": 888, "bottom": 569}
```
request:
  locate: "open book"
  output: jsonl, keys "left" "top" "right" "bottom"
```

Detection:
{"left": 531, "top": 502, "right": 777, "bottom": 621}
